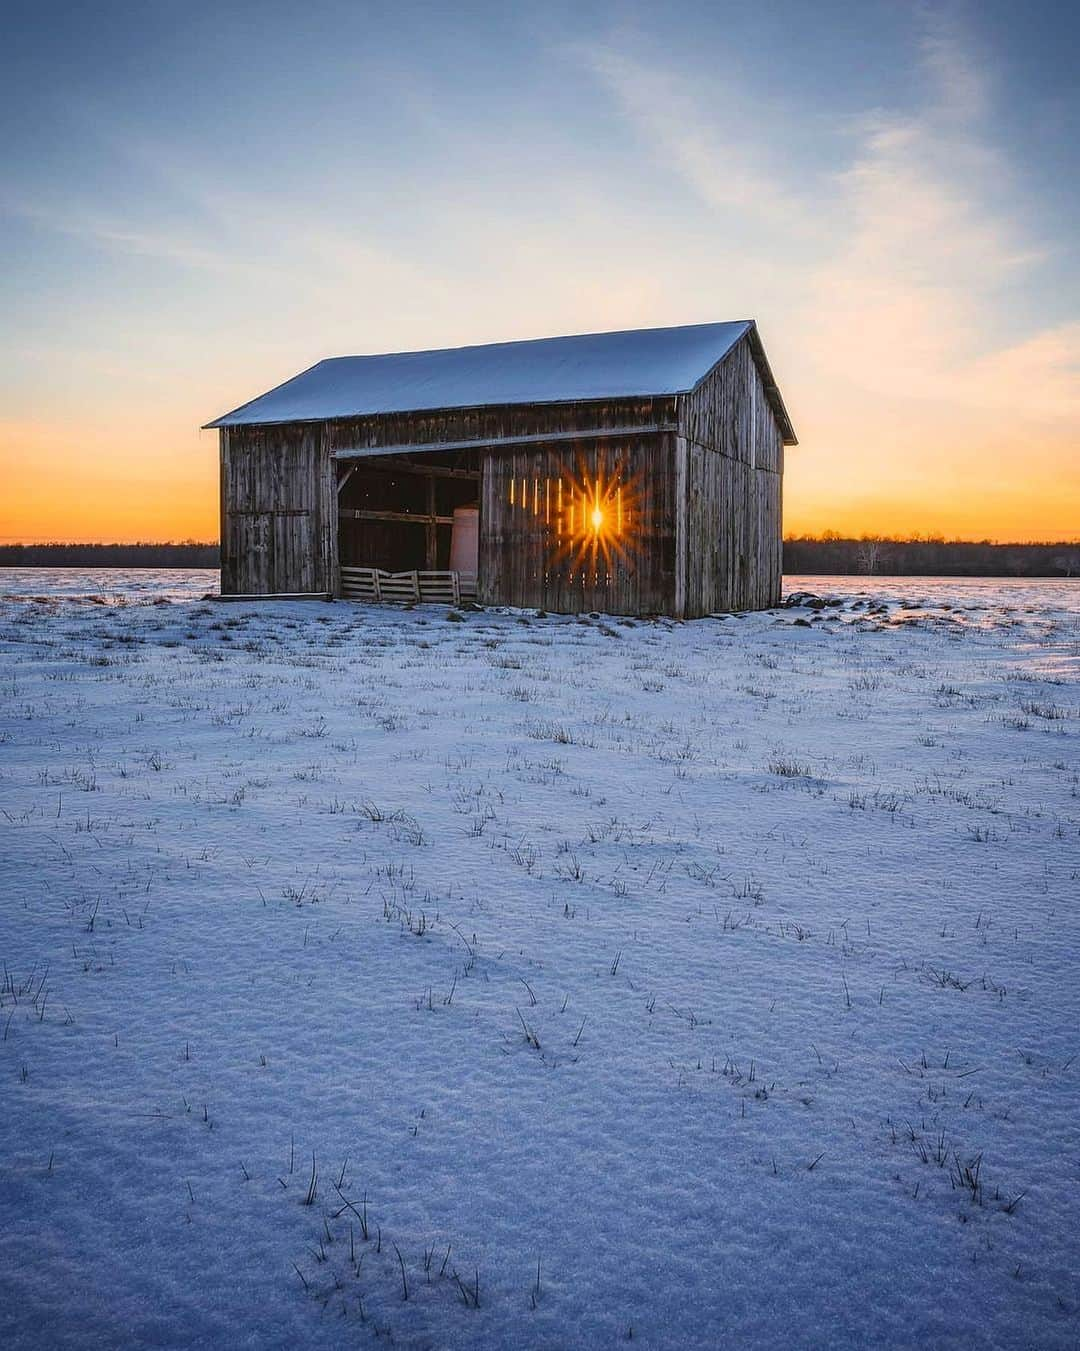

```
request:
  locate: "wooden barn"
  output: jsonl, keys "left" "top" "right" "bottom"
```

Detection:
{"left": 205, "top": 321, "right": 797, "bottom": 617}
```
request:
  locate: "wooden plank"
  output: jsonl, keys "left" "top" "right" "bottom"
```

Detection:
{"left": 331, "top": 419, "right": 678, "bottom": 461}
{"left": 341, "top": 568, "right": 470, "bottom": 606}
{"left": 338, "top": 509, "right": 456, "bottom": 526}
{"left": 337, "top": 458, "right": 480, "bottom": 480}
{"left": 213, "top": 592, "right": 332, "bottom": 602}
{"left": 378, "top": 571, "right": 420, "bottom": 603}
{"left": 416, "top": 572, "right": 460, "bottom": 604}
{"left": 340, "top": 566, "right": 381, "bottom": 601}
{"left": 425, "top": 475, "right": 437, "bottom": 570}
{"left": 321, "top": 424, "right": 339, "bottom": 598}
{"left": 478, "top": 450, "right": 497, "bottom": 607}
{"left": 674, "top": 435, "right": 688, "bottom": 618}
{"left": 328, "top": 397, "right": 674, "bottom": 460}
{"left": 219, "top": 430, "right": 231, "bottom": 593}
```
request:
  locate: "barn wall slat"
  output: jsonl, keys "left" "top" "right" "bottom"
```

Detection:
{"left": 479, "top": 433, "right": 676, "bottom": 614}
{"left": 675, "top": 334, "right": 785, "bottom": 614}
{"left": 218, "top": 424, "right": 333, "bottom": 595}
{"left": 325, "top": 398, "right": 673, "bottom": 458}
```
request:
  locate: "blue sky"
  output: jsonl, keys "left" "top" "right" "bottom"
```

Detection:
{"left": 1, "top": 0, "right": 1077, "bottom": 540}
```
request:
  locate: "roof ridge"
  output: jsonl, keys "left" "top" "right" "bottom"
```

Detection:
{"left": 320, "top": 319, "right": 753, "bottom": 366}
{"left": 203, "top": 320, "right": 794, "bottom": 443}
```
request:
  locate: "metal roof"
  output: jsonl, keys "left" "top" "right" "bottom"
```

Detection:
{"left": 205, "top": 320, "right": 796, "bottom": 443}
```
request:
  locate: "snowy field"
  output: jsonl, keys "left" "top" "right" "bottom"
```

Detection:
{"left": 1, "top": 570, "right": 1078, "bottom": 1349}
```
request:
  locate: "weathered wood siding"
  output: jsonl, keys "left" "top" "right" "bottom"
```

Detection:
{"left": 675, "top": 334, "right": 785, "bottom": 615}
{"left": 329, "top": 398, "right": 679, "bottom": 614}
{"left": 479, "top": 434, "right": 678, "bottom": 614}
{"left": 219, "top": 424, "right": 335, "bottom": 594}
{"left": 324, "top": 398, "right": 673, "bottom": 457}
{"left": 218, "top": 359, "right": 787, "bottom": 614}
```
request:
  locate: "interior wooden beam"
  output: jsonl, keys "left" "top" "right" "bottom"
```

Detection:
{"left": 336, "top": 464, "right": 359, "bottom": 496}
{"left": 425, "top": 476, "right": 437, "bottom": 569}
{"left": 339, "top": 509, "right": 456, "bottom": 526}
{"left": 331, "top": 424, "right": 676, "bottom": 462}
{"left": 362, "top": 458, "right": 481, "bottom": 480}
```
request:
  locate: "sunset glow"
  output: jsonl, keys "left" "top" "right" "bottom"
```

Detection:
{"left": 504, "top": 459, "right": 645, "bottom": 586}
{"left": 1, "top": 3, "right": 1076, "bottom": 545}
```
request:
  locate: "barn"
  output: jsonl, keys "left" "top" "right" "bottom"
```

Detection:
{"left": 205, "top": 320, "right": 796, "bottom": 617}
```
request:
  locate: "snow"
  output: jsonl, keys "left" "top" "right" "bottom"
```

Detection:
{"left": 0, "top": 567, "right": 217, "bottom": 604}
{"left": 1, "top": 572, "right": 1078, "bottom": 1349}
{"left": 204, "top": 322, "right": 753, "bottom": 428}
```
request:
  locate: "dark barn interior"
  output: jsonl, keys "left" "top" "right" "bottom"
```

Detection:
{"left": 337, "top": 451, "right": 481, "bottom": 575}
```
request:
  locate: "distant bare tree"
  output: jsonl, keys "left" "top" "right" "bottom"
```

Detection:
{"left": 855, "top": 537, "right": 890, "bottom": 575}
{"left": 1004, "top": 549, "right": 1028, "bottom": 577}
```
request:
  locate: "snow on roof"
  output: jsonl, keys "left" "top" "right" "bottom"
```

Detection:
{"left": 204, "top": 320, "right": 794, "bottom": 441}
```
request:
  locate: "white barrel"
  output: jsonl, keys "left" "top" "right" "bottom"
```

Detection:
{"left": 449, "top": 506, "right": 479, "bottom": 576}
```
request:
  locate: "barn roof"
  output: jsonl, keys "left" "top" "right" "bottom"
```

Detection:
{"left": 205, "top": 320, "right": 796, "bottom": 443}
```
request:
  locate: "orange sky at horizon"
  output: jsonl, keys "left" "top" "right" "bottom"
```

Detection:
{"left": 0, "top": 417, "right": 220, "bottom": 545}
{"left": 1, "top": 408, "right": 1077, "bottom": 547}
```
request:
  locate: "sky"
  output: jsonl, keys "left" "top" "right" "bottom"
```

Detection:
{"left": 1, "top": 0, "right": 1077, "bottom": 544}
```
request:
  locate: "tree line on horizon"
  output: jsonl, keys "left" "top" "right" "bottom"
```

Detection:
{"left": 783, "top": 533, "right": 1080, "bottom": 577}
{"left": 1, "top": 536, "right": 1078, "bottom": 577}
{"left": 0, "top": 541, "right": 219, "bottom": 568}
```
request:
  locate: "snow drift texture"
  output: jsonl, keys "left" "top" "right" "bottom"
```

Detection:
{"left": 0, "top": 572, "right": 1078, "bottom": 1349}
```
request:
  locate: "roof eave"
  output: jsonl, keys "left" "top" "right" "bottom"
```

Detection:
{"left": 202, "top": 358, "right": 329, "bottom": 430}
{"left": 202, "top": 388, "right": 688, "bottom": 432}
{"left": 746, "top": 323, "right": 798, "bottom": 446}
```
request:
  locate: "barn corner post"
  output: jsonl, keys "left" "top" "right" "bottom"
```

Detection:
{"left": 477, "top": 451, "right": 490, "bottom": 604}
{"left": 218, "top": 427, "right": 233, "bottom": 596}
{"left": 775, "top": 443, "right": 785, "bottom": 606}
{"left": 320, "top": 422, "right": 340, "bottom": 598}
{"left": 673, "top": 427, "right": 689, "bottom": 619}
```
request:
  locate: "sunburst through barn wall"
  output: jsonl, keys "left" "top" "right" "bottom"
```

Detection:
{"left": 506, "top": 453, "right": 644, "bottom": 586}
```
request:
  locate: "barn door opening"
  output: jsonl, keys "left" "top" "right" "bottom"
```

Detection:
{"left": 336, "top": 449, "right": 481, "bottom": 600}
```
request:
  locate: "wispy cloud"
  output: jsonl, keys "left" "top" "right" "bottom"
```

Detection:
{"left": 806, "top": 15, "right": 1064, "bottom": 415}
{"left": 918, "top": 2, "right": 988, "bottom": 125}
{"left": 577, "top": 8, "right": 1078, "bottom": 533}
{"left": 574, "top": 43, "right": 810, "bottom": 230}
{"left": 2, "top": 195, "right": 236, "bottom": 273}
